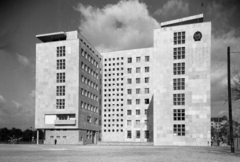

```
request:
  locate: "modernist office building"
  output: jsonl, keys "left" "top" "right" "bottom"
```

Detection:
{"left": 35, "top": 14, "right": 211, "bottom": 146}
{"left": 101, "top": 14, "right": 211, "bottom": 146}
{"left": 35, "top": 31, "right": 102, "bottom": 144}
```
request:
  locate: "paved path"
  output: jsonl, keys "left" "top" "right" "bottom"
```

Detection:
{"left": 0, "top": 144, "right": 239, "bottom": 162}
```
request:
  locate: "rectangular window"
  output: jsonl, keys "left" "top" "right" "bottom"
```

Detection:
{"left": 57, "top": 73, "right": 65, "bottom": 83}
{"left": 136, "top": 67, "right": 141, "bottom": 73}
{"left": 145, "top": 77, "right": 149, "bottom": 83}
{"left": 144, "top": 120, "right": 148, "bottom": 125}
{"left": 174, "top": 47, "right": 185, "bottom": 60}
{"left": 173, "top": 109, "right": 185, "bottom": 121}
{"left": 127, "top": 68, "right": 132, "bottom": 74}
{"left": 95, "top": 118, "right": 98, "bottom": 124}
{"left": 56, "top": 99, "right": 65, "bottom": 109}
{"left": 127, "top": 110, "right": 132, "bottom": 115}
{"left": 174, "top": 32, "right": 185, "bottom": 45}
{"left": 127, "top": 89, "right": 132, "bottom": 94}
{"left": 127, "top": 57, "right": 132, "bottom": 63}
{"left": 57, "top": 46, "right": 65, "bottom": 57}
{"left": 127, "top": 99, "right": 132, "bottom": 105}
{"left": 57, "top": 59, "right": 65, "bottom": 70}
{"left": 145, "top": 56, "right": 150, "bottom": 62}
{"left": 145, "top": 109, "right": 148, "bottom": 115}
{"left": 144, "top": 88, "right": 149, "bottom": 94}
{"left": 145, "top": 131, "right": 149, "bottom": 139}
{"left": 136, "top": 120, "right": 140, "bottom": 127}
{"left": 136, "top": 78, "right": 140, "bottom": 84}
{"left": 173, "top": 124, "right": 185, "bottom": 136}
{"left": 145, "top": 99, "right": 150, "bottom": 104}
{"left": 173, "top": 63, "right": 185, "bottom": 75}
{"left": 145, "top": 67, "right": 150, "bottom": 72}
{"left": 136, "top": 88, "right": 140, "bottom": 94}
{"left": 136, "top": 99, "right": 140, "bottom": 105}
{"left": 127, "top": 120, "right": 131, "bottom": 126}
{"left": 173, "top": 93, "right": 185, "bottom": 105}
{"left": 136, "top": 109, "right": 140, "bottom": 115}
{"left": 127, "top": 130, "right": 132, "bottom": 138}
{"left": 56, "top": 86, "right": 65, "bottom": 96}
{"left": 136, "top": 57, "right": 141, "bottom": 62}
{"left": 173, "top": 78, "right": 185, "bottom": 90}
{"left": 136, "top": 130, "right": 140, "bottom": 138}
{"left": 87, "top": 116, "right": 91, "bottom": 123}
{"left": 127, "top": 78, "right": 132, "bottom": 84}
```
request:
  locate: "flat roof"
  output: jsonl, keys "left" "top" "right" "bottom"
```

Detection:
{"left": 161, "top": 14, "right": 203, "bottom": 28}
{"left": 36, "top": 32, "right": 67, "bottom": 42}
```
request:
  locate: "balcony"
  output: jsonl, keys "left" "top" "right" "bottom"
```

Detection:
{"left": 54, "top": 119, "right": 76, "bottom": 125}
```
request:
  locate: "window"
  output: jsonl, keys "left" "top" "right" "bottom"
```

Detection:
{"left": 145, "top": 56, "right": 150, "bottom": 62}
{"left": 127, "top": 120, "right": 131, "bottom": 126}
{"left": 145, "top": 77, "right": 149, "bottom": 83}
{"left": 57, "top": 59, "right": 65, "bottom": 70}
{"left": 173, "top": 93, "right": 185, "bottom": 105}
{"left": 173, "top": 78, "right": 185, "bottom": 90}
{"left": 56, "top": 99, "right": 65, "bottom": 109}
{"left": 136, "top": 88, "right": 140, "bottom": 94}
{"left": 127, "top": 131, "right": 131, "bottom": 138}
{"left": 174, "top": 32, "right": 185, "bottom": 44}
{"left": 95, "top": 118, "right": 98, "bottom": 124}
{"left": 174, "top": 47, "right": 185, "bottom": 60}
{"left": 145, "top": 131, "right": 149, "bottom": 139}
{"left": 173, "top": 63, "right": 185, "bottom": 75}
{"left": 136, "top": 120, "right": 140, "bottom": 127}
{"left": 57, "top": 73, "right": 65, "bottom": 83}
{"left": 127, "top": 99, "right": 132, "bottom": 105}
{"left": 136, "top": 130, "right": 140, "bottom": 138}
{"left": 56, "top": 86, "right": 65, "bottom": 96}
{"left": 145, "top": 99, "right": 150, "bottom": 104}
{"left": 136, "top": 78, "right": 140, "bottom": 84}
{"left": 127, "top": 89, "right": 132, "bottom": 94}
{"left": 145, "top": 67, "right": 150, "bottom": 72}
{"left": 173, "top": 109, "right": 185, "bottom": 121}
{"left": 57, "top": 46, "right": 65, "bottom": 57}
{"left": 136, "top": 99, "right": 140, "bottom": 105}
{"left": 87, "top": 116, "right": 91, "bottom": 123}
{"left": 144, "top": 120, "right": 148, "bottom": 125}
{"left": 144, "top": 88, "right": 149, "bottom": 94}
{"left": 127, "top": 68, "right": 132, "bottom": 74}
{"left": 173, "top": 124, "right": 185, "bottom": 136}
{"left": 136, "top": 67, "right": 141, "bottom": 73}
{"left": 127, "top": 78, "right": 132, "bottom": 84}
{"left": 127, "top": 110, "right": 132, "bottom": 115}
{"left": 127, "top": 57, "right": 132, "bottom": 63}
{"left": 136, "top": 57, "right": 141, "bottom": 62}
{"left": 145, "top": 109, "right": 148, "bottom": 115}
{"left": 136, "top": 109, "right": 140, "bottom": 115}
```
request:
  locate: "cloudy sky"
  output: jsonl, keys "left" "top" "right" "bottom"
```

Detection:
{"left": 0, "top": 0, "right": 240, "bottom": 130}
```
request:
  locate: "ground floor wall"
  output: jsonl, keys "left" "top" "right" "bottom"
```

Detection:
{"left": 44, "top": 129, "right": 99, "bottom": 145}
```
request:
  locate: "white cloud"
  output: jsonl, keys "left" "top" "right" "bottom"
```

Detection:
{"left": 12, "top": 100, "right": 21, "bottom": 109}
{"left": 16, "top": 53, "right": 30, "bottom": 66}
{"left": 154, "top": 0, "right": 189, "bottom": 17}
{"left": 75, "top": 0, "right": 159, "bottom": 52}
{"left": 0, "top": 94, "right": 6, "bottom": 103}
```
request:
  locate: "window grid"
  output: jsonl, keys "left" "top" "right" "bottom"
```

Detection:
{"left": 57, "top": 59, "right": 65, "bottom": 70}
{"left": 173, "top": 78, "right": 185, "bottom": 90}
{"left": 174, "top": 47, "right": 185, "bottom": 60}
{"left": 174, "top": 32, "right": 185, "bottom": 44}
{"left": 56, "top": 99, "right": 65, "bottom": 109}
{"left": 173, "top": 109, "right": 185, "bottom": 121}
{"left": 173, "top": 63, "right": 185, "bottom": 75}
{"left": 57, "top": 46, "right": 65, "bottom": 57}
{"left": 173, "top": 93, "right": 185, "bottom": 105}
{"left": 173, "top": 124, "right": 185, "bottom": 136}
{"left": 57, "top": 73, "right": 65, "bottom": 83}
{"left": 56, "top": 86, "right": 65, "bottom": 96}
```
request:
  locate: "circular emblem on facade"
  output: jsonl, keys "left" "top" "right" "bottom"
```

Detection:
{"left": 193, "top": 31, "right": 202, "bottom": 41}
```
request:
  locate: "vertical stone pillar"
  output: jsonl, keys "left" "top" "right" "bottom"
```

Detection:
{"left": 36, "top": 129, "right": 39, "bottom": 145}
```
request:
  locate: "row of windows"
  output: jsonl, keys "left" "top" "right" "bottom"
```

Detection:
{"left": 104, "top": 62, "right": 124, "bottom": 67}
{"left": 86, "top": 116, "right": 98, "bottom": 124}
{"left": 127, "top": 67, "right": 150, "bottom": 73}
{"left": 103, "top": 109, "right": 124, "bottom": 112}
{"left": 103, "top": 124, "right": 124, "bottom": 127}
{"left": 104, "top": 98, "right": 124, "bottom": 102}
{"left": 127, "top": 56, "right": 150, "bottom": 63}
{"left": 50, "top": 135, "right": 67, "bottom": 139}
{"left": 104, "top": 79, "right": 124, "bottom": 82}
{"left": 104, "top": 103, "right": 124, "bottom": 107}
{"left": 104, "top": 73, "right": 124, "bottom": 77}
{"left": 81, "top": 75, "right": 99, "bottom": 90}
{"left": 127, "top": 120, "right": 148, "bottom": 126}
{"left": 126, "top": 109, "right": 148, "bottom": 116}
{"left": 57, "top": 73, "right": 65, "bottom": 83}
{"left": 127, "top": 130, "right": 149, "bottom": 139}
{"left": 104, "top": 57, "right": 124, "bottom": 62}
{"left": 104, "top": 67, "right": 124, "bottom": 72}
{"left": 104, "top": 114, "right": 124, "bottom": 117}
{"left": 174, "top": 47, "right": 185, "bottom": 60}
{"left": 81, "top": 62, "right": 99, "bottom": 79}
{"left": 81, "top": 101, "right": 99, "bottom": 113}
{"left": 103, "top": 129, "right": 123, "bottom": 132}
{"left": 81, "top": 49, "right": 99, "bottom": 68}
{"left": 174, "top": 32, "right": 185, "bottom": 45}
{"left": 127, "top": 88, "right": 150, "bottom": 94}
{"left": 57, "top": 46, "right": 65, "bottom": 57}
{"left": 104, "top": 82, "right": 124, "bottom": 87}
{"left": 57, "top": 59, "right": 65, "bottom": 70}
{"left": 104, "top": 88, "right": 124, "bottom": 92}
{"left": 56, "top": 86, "right": 65, "bottom": 96}
{"left": 56, "top": 99, "right": 65, "bottom": 109}
{"left": 81, "top": 88, "right": 99, "bottom": 101}
{"left": 127, "top": 98, "right": 150, "bottom": 105}
{"left": 127, "top": 77, "right": 150, "bottom": 84}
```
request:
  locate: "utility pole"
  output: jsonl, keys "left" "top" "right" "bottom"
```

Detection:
{"left": 227, "top": 46, "right": 235, "bottom": 153}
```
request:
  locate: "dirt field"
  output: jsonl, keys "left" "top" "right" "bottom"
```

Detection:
{"left": 0, "top": 144, "right": 239, "bottom": 162}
